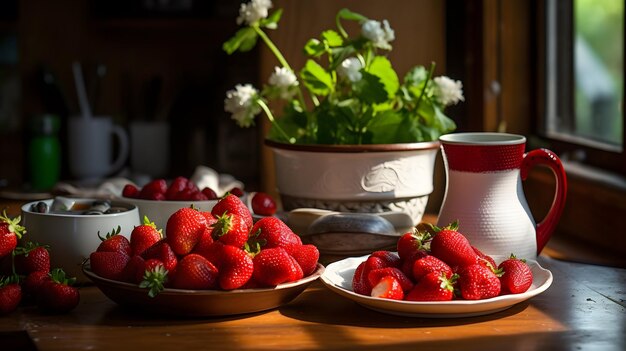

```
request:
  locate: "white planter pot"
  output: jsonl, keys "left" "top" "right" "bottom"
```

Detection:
{"left": 266, "top": 140, "right": 439, "bottom": 255}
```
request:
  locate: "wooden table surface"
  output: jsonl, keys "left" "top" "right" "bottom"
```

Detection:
{"left": 1, "top": 255, "right": 624, "bottom": 351}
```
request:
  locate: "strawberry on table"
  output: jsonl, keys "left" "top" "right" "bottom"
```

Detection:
{"left": 248, "top": 216, "right": 301, "bottom": 255}
{"left": 14, "top": 242, "right": 50, "bottom": 275}
{"left": 430, "top": 221, "right": 478, "bottom": 268}
{"left": 405, "top": 271, "right": 457, "bottom": 302}
{"left": 0, "top": 211, "right": 26, "bottom": 259}
{"left": 498, "top": 254, "right": 533, "bottom": 294}
{"left": 130, "top": 216, "right": 163, "bottom": 256}
{"left": 0, "top": 276, "right": 21, "bottom": 315}
{"left": 211, "top": 194, "right": 253, "bottom": 229}
{"left": 251, "top": 192, "right": 277, "bottom": 216}
{"left": 37, "top": 268, "right": 80, "bottom": 314}
{"left": 89, "top": 251, "right": 130, "bottom": 281}
{"left": 211, "top": 213, "right": 249, "bottom": 249}
{"left": 457, "top": 263, "right": 501, "bottom": 300}
{"left": 289, "top": 244, "right": 319, "bottom": 276}
{"left": 21, "top": 271, "right": 50, "bottom": 303}
{"left": 166, "top": 207, "right": 208, "bottom": 255}
{"left": 412, "top": 255, "right": 453, "bottom": 282}
{"left": 170, "top": 254, "right": 218, "bottom": 290}
{"left": 96, "top": 226, "right": 132, "bottom": 256}
{"left": 252, "top": 247, "right": 302, "bottom": 287}
{"left": 370, "top": 275, "right": 404, "bottom": 300}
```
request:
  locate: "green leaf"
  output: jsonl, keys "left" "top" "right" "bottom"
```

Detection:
{"left": 322, "top": 30, "right": 343, "bottom": 47}
{"left": 260, "top": 9, "right": 283, "bottom": 29}
{"left": 223, "top": 27, "right": 258, "bottom": 54}
{"left": 368, "top": 110, "right": 404, "bottom": 144}
{"left": 337, "top": 8, "right": 368, "bottom": 22}
{"left": 300, "top": 59, "right": 333, "bottom": 96}
{"left": 355, "top": 72, "right": 388, "bottom": 104}
{"left": 304, "top": 38, "right": 325, "bottom": 57}
{"left": 368, "top": 56, "right": 399, "bottom": 99}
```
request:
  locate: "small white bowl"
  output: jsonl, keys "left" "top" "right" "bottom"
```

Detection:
{"left": 21, "top": 198, "right": 140, "bottom": 282}
{"left": 118, "top": 196, "right": 219, "bottom": 232}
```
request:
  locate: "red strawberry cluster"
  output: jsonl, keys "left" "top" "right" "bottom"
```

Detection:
{"left": 89, "top": 195, "right": 319, "bottom": 297}
{"left": 122, "top": 176, "right": 244, "bottom": 201}
{"left": 352, "top": 221, "right": 534, "bottom": 301}
{"left": 0, "top": 211, "right": 80, "bottom": 315}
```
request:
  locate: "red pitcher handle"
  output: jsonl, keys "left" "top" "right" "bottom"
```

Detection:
{"left": 521, "top": 148, "right": 567, "bottom": 254}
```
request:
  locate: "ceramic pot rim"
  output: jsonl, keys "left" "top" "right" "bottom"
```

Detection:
{"left": 265, "top": 139, "right": 441, "bottom": 153}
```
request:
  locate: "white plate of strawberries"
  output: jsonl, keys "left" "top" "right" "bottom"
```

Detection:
{"left": 320, "top": 222, "right": 553, "bottom": 318}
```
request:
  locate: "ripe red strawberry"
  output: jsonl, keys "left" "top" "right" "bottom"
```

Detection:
{"left": 228, "top": 187, "right": 245, "bottom": 197}
{"left": 396, "top": 228, "right": 431, "bottom": 261}
{"left": 211, "top": 194, "right": 253, "bottom": 229}
{"left": 251, "top": 192, "right": 277, "bottom": 216}
{"left": 170, "top": 254, "right": 218, "bottom": 290}
{"left": 192, "top": 227, "right": 215, "bottom": 255}
{"left": 120, "top": 255, "right": 146, "bottom": 284}
{"left": 412, "top": 255, "right": 453, "bottom": 282}
{"left": 213, "top": 243, "right": 254, "bottom": 290}
{"left": 0, "top": 277, "right": 21, "bottom": 315}
{"left": 289, "top": 244, "right": 319, "bottom": 276}
{"left": 201, "top": 187, "right": 218, "bottom": 200}
{"left": 139, "top": 178, "right": 168, "bottom": 200}
{"left": 458, "top": 263, "right": 501, "bottom": 300}
{"left": 89, "top": 251, "right": 130, "bottom": 281}
{"left": 367, "top": 267, "right": 414, "bottom": 293}
{"left": 141, "top": 239, "right": 178, "bottom": 272}
{"left": 248, "top": 217, "right": 301, "bottom": 255}
{"left": 139, "top": 261, "right": 168, "bottom": 297}
{"left": 37, "top": 268, "right": 79, "bottom": 313}
{"left": 211, "top": 213, "right": 249, "bottom": 248}
{"left": 14, "top": 242, "right": 50, "bottom": 274}
{"left": 96, "top": 226, "right": 132, "bottom": 256}
{"left": 201, "top": 211, "right": 218, "bottom": 229}
{"left": 351, "top": 255, "right": 392, "bottom": 295}
{"left": 473, "top": 246, "right": 497, "bottom": 270}
{"left": 430, "top": 223, "right": 478, "bottom": 268}
{"left": 252, "top": 247, "right": 302, "bottom": 287}
{"left": 370, "top": 251, "right": 401, "bottom": 268}
{"left": 0, "top": 211, "right": 26, "bottom": 259}
{"left": 21, "top": 271, "right": 50, "bottom": 303}
{"left": 405, "top": 271, "right": 457, "bottom": 301}
{"left": 130, "top": 216, "right": 163, "bottom": 256}
{"left": 370, "top": 275, "right": 404, "bottom": 300}
{"left": 122, "top": 184, "right": 140, "bottom": 198}
{"left": 165, "top": 176, "right": 189, "bottom": 200}
{"left": 498, "top": 254, "right": 533, "bottom": 294}
{"left": 166, "top": 207, "right": 208, "bottom": 255}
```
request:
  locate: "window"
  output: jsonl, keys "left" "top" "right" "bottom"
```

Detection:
{"left": 543, "top": 0, "right": 625, "bottom": 174}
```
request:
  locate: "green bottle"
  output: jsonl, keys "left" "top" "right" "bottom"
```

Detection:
{"left": 28, "top": 115, "right": 61, "bottom": 191}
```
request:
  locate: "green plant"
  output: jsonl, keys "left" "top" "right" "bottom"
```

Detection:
{"left": 223, "top": 1, "right": 463, "bottom": 145}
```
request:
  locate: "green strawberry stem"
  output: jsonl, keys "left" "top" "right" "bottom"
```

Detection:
{"left": 140, "top": 265, "right": 168, "bottom": 298}
{"left": 1, "top": 210, "right": 26, "bottom": 239}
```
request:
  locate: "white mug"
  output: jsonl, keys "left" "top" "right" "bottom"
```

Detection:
{"left": 68, "top": 116, "right": 129, "bottom": 180}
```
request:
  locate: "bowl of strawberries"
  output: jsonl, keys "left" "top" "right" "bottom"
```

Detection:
{"left": 84, "top": 194, "right": 324, "bottom": 316}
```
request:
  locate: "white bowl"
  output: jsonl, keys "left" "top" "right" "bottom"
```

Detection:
{"left": 21, "top": 198, "right": 140, "bottom": 282}
{"left": 118, "top": 196, "right": 219, "bottom": 233}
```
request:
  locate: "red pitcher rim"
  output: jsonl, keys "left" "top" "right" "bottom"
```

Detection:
{"left": 439, "top": 132, "right": 526, "bottom": 145}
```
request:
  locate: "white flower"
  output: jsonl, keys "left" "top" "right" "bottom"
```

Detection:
{"left": 361, "top": 19, "right": 395, "bottom": 50}
{"left": 237, "top": 0, "right": 273, "bottom": 26}
{"left": 268, "top": 66, "right": 299, "bottom": 99}
{"left": 224, "top": 84, "right": 262, "bottom": 127}
{"left": 433, "top": 76, "right": 465, "bottom": 106}
{"left": 337, "top": 57, "right": 363, "bottom": 82}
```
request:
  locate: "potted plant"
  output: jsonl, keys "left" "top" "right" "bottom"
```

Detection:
{"left": 223, "top": 1, "right": 463, "bottom": 230}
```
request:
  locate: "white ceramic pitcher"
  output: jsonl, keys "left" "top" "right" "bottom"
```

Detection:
{"left": 436, "top": 132, "right": 567, "bottom": 259}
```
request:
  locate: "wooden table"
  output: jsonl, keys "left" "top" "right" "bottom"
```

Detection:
{"left": 1, "top": 255, "right": 625, "bottom": 351}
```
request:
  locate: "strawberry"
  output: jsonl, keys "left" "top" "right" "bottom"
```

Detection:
{"left": 405, "top": 272, "right": 457, "bottom": 301}
{"left": 498, "top": 254, "right": 533, "bottom": 294}
{"left": 139, "top": 262, "right": 168, "bottom": 297}
{"left": 213, "top": 243, "right": 254, "bottom": 290}
{"left": 96, "top": 226, "right": 132, "bottom": 256}
{"left": 122, "top": 184, "right": 140, "bottom": 198}
{"left": 457, "top": 263, "right": 501, "bottom": 300}
{"left": 201, "top": 187, "right": 218, "bottom": 200}
{"left": 166, "top": 207, "right": 208, "bottom": 255}
{"left": 0, "top": 276, "right": 21, "bottom": 315}
{"left": 370, "top": 251, "right": 401, "bottom": 268}
{"left": 473, "top": 246, "right": 497, "bottom": 270}
{"left": 251, "top": 192, "right": 277, "bottom": 216}
{"left": 351, "top": 255, "right": 391, "bottom": 295}
{"left": 248, "top": 217, "right": 301, "bottom": 255}
{"left": 252, "top": 247, "right": 302, "bottom": 287}
{"left": 211, "top": 194, "right": 253, "bottom": 229}
{"left": 165, "top": 176, "right": 189, "bottom": 200}
{"left": 289, "top": 244, "right": 319, "bottom": 276}
{"left": 0, "top": 211, "right": 26, "bottom": 259}
{"left": 367, "top": 267, "right": 414, "bottom": 292}
{"left": 120, "top": 255, "right": 146, "bottom": 284}
{"left": 211, "top": 213, "right": 249, "bottom": 249}
{"left": 396, "top": 228, "right": 431, "bottom": 261}
{"left": 14, "top": 242, "right": 50, "bottom": 274}
{"left": 89, "top": 251, "right": 130, "bottom": 281}
{"left": 201, "top": 211, "right": 218, "bottom": 229}
{"left": 370, "top": 275, "right": 404, "bottom": 300}
{"left": 37, "top": 268, "right": 79, "bottom": 313}
{"left": 228, "top": 187, "right": 245, "bottom": 197}
{"left": 21, "top": 271, "right": 50, "bottom": 303}
{"left": 130, "top": 216, "right": 163, "bottom": 256}
{"left": 139, "top": 178, "right": 168, "bottom": 200}
{"left": 430, "top": 222, "right": 478, "bottom": 268}
{"left": 412, "top": 255, "right": 453, "bottom": 282}
{"left": 192, "top": 227, "right": 215, "bottom": 255}
{"left": 170, "top": 254, "right": 218, "bottom": 290}
{"left": 141, "top": 239, "right": 178, "bottom": 272}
